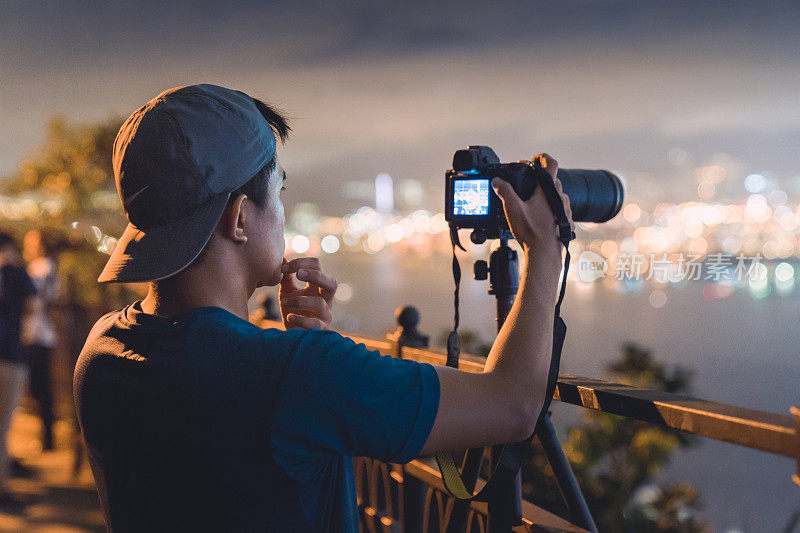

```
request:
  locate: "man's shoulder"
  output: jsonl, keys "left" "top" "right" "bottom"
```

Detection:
{"left": 77, "top": 305, "right": 362, "bottom": 376}
{"left": 79, "top": 306, "right": 335, "bottom": 356}
{"left": 276, "top": 327, "right": 361, "bottom": 354}
{"left": 238, "top": 326, "right": 371, "bottom": 376}
{"left": 82, "top": 308, "right": 125, "bottom": 346}
{"left": 247, "top": 326, "right": 357, "bottom": 361}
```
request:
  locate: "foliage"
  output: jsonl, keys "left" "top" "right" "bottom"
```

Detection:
{"left": 3, "top": 116, "right": 123, "bottom": 225}
{"left": 1, "top": 116, "right": 137, "bottom": 322}
{"left": 522, "top": 343, "right": 706, "bottom": 532}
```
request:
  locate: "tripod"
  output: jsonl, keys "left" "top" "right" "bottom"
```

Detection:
{"left": 445, "top": 238, "right": 597, "bottom": 533}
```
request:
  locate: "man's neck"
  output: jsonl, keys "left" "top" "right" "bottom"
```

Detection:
{"left": 140, "top": 263, "right": 251, "bottom": 321}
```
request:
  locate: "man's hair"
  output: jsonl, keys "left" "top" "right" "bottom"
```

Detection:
{"left": 0, "top": 231, "right": 18, "bottom": 252}
{"left": 229, "top": 99, "right": 291, "bottom": 207}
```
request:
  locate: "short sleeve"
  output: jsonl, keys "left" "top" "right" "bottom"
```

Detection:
{"left": 270, "top": 329, "right": 439, "bottom": 464}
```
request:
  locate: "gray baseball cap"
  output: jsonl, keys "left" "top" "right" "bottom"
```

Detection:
{"left": 98, "top": 84, "right": 276, "bottom": 283}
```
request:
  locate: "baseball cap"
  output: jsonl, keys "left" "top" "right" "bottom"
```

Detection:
{"left": 98, "top": 84, "right": 276, "bottom": 283}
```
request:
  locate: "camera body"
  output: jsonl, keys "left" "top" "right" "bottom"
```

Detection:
{"left": 445, "top": 145, "right": 624, "bottom": 242}
{"left": 445, "top": 146, "right": 534, "bottom": 241}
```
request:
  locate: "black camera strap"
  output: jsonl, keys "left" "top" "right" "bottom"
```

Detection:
{"left": 435, "top": 164, "right": 575, "bottom": 503}
{"left": 446, "top": 224, "right": 466, "bottom": 369}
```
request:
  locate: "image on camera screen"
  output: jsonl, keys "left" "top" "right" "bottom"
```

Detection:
{"left": 453, "top": 179, "right": 490, "bottom": 216}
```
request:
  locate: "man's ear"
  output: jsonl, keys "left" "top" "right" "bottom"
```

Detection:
{"left": 223, "top": 194, "right": 248, "bottom": 244}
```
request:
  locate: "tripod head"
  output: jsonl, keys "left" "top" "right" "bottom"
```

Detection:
{"left": 472, "top": 239, "right": 520, "bottom": 330}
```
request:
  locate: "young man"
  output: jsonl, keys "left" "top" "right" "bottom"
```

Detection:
{"left": 74, "top": 84, "right": 572, "bottom": 532}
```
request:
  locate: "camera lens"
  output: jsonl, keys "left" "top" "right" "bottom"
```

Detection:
{"left": 555, "top": 169, "right": 624, "bottom": 222}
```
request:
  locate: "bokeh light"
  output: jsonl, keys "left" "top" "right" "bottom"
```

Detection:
{"left": 321, "top": 235, "right": 340, "bottom": 254}
{"left": 775, "top": 262, "right": 794, "bottom": 283}
{"left": 291, "top": 234, "right": 310, "bottom": 254}
{"left": 744, "top": 173, "right": 766, "bottom": 193}
{"left": 334, "top": 282, "right": 353, "bottom": 302}
{"left": 622, "top": 203, "right": 641, "bottom": 223}
{"left": 385, "top": 223, "right": 404, "bottom": 243}
{"left": 649, "top": 289, "right": 667, "bottom": 308}
{"left": 697, "top": 181, "right": 715, "bottom": 199}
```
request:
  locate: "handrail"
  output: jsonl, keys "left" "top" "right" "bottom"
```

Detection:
{"left": 553, "top": 374, "right": 796, "bottom": 458}
{"left": 260, "top": 319, "right": 800, "bottom": 485}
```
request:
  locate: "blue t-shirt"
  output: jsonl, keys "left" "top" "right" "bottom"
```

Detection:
{"left": 73, "top": 303, "right": 439, "bottom": 532}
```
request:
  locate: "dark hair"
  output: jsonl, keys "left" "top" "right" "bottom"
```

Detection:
{"left": 0, "top": 231, "right": 18, "bottom": 252}
{"left": 229, "top": 99, "right": 291, "bottom": 207}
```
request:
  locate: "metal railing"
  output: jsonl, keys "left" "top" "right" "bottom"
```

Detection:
{"left": 259, "top": 310, "right": 800, "bottom": 533}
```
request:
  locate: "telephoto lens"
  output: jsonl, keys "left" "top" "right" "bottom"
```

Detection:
{"left": 555, "top": 169, "right": 624, "bottom": 222}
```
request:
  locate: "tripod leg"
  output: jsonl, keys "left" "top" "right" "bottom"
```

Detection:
{"left": 537, "top": 414, "right": 598, "bottom": 533}
{"left": 487, "top": 443, "right": 522, "bottom": 532}
{"left": 486, "top": 246, "right": 522, "bottom": 532}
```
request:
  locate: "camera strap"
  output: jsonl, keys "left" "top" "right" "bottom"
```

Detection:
{"left": 446, "top": 224, "right": 466, "bottom": 369}
{"left": 435, "top": 165, "right": 574, "bottom": 503}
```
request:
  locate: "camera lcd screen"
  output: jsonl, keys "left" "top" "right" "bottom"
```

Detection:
{"left": 453, "top": 179, "right": 490, "bottom": 216}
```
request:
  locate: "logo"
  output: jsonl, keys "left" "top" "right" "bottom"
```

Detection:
{"left": 123, "top": 185, "right": 150, "bottom": 205}
{"left": 576, "top": 251, "right": 608, "bottom": 282}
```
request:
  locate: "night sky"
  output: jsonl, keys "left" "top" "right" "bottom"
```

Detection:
{"left": 3, "top": 1, "right": 800, "bottom": 213}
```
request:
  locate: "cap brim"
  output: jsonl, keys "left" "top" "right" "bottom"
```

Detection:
{"left": 98, "top": 193, "right": 230, "bottom": 283}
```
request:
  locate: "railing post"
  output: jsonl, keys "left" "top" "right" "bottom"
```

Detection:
{"left": 401, "top": 469, "right": 427, "bottom": 533}
{"left": 390, "top": 306, "right": 429, "bottom": 352}
{"left": 792, "top": 407, "right": 800, "bottom": 487}
{"left": 386, "top": 330, "right": 402, "bottom": 359}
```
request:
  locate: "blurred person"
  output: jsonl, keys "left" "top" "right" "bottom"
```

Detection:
{"left": 248, "top": 292, "right": 281, "bottom": 323}
{"left": 21, "top": 229, "right": 59, "bottom": 451}
{"left": 0, "top": 232, "right": 37, "bottom": 507}
{"left": 74, "top": 85, "right": 572, "bottom": 532}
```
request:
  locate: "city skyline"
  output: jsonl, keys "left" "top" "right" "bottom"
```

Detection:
{"left": 3, "top": 2, "right": 800, "bottom": 215}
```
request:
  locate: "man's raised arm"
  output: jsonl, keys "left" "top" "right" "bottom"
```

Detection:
{"left": 420, "top": 153, "right": 573, "bottom": 454}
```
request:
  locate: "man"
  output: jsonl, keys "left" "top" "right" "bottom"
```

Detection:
{"left": 74, "top": 84, "right": 572, "bottom": 532}
{"left": 0, "top": 232, "right": 37, "bottom": 507}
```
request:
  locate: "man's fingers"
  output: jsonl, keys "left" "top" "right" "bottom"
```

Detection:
{"left": 559, "top": 190, "right": 575, "bottom": 230}
{"left": 281, "top": 295, "right": 331, "bottom": 322}
{"left": 286, "top": 313, "right": 327, "bottom": 331}
{"left": 281, "top": 257, "right": 337, "bottom": 302}
{"left": 296, "top": 268, "right": 337, "bottom": 304}
{"left": 282, "top": 257, "right": 322, "bottom": 275}
{"left": 560, "top": 191, "right": 571, "bottom": 211}
{"left": 492, "top": 178, "right": 524, "bottom": 215}
{"left": 535, "top": 153, "right": 559, "bottom": 179}
{"left": 280, "top": 272, "right": 299, "bottom": 293}
{"left": 492, "top": 177, "right": 532, "bottom": 243}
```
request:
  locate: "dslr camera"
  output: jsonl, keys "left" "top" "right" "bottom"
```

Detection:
{"left": 445, "top": 145, "right": 624, "bottom": 242}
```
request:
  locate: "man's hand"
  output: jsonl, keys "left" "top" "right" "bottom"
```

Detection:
{"left": 421, "top": 156, "right": 575, "bottom": 455}
{"left": 279, "top": 257, "right": 338, "bottom": 330}
{"left": 491, "top": 153, "right": 574, "bottom": 260}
